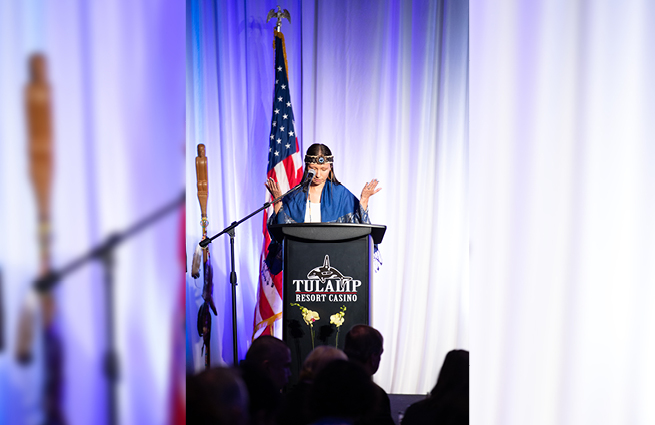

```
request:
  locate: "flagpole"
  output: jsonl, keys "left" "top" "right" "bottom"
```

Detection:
{"left": 251, "top": 9, "right": 304, "bottom": 340}
{"left": 200, "top": 7, "right": 298, "bottom": 362}
{"left": 201, "top": 6, "right": 297, "bottom": 252}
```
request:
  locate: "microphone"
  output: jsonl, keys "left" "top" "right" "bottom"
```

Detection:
{"left": 303, "top": 169, "right": 317, "bottom": 188}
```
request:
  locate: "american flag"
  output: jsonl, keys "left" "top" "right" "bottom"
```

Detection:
{"left": 253, "top": 31, "right": 303, "bottom": 340}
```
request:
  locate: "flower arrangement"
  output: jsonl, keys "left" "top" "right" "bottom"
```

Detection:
{"left": 330, "top": 305, "right": 347, "bottom": 347}
{"left": 290, "top": 303, "right": 320, "bottom": 349}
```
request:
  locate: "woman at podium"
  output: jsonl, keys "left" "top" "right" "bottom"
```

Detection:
{"left": 265, "top": 143, "right": 381, "bottom": 224}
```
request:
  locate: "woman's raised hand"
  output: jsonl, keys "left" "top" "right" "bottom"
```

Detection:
{"left": 265, "top": 178, "right": 284, "bottom": 213}
{"left": 360, "top": 179, "right": 381, "bottom": 210}
{"left": 265, "top": 177, "right": 283, "bottom": 199}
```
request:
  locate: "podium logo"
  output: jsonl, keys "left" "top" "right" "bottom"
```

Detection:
{"left": 307, "top": 255, "right": 350, "bottom": 282}
{"left": 293, "top": 255, "right": 361, "bottom": 303}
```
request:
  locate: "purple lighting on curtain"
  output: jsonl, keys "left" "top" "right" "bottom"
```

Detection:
{"left": 1, "top": 1, "right": 184, "bottom": 424}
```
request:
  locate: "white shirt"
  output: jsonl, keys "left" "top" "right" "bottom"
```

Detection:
{"left": 304, "top": 200, "right": 322, "bottom": 223}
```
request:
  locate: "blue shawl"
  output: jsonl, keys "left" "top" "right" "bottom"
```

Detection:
{"left": 270, "top": 180, "right": 370, "bottom": 224}
{"left": 265, "top": 181, "right": 373, "bottom": 274}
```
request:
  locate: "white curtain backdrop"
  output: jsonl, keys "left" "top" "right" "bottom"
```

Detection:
{"left": 0, "top": 1, "right": 184, "bottom": 424}
{"left": 471, "top": 1, "right": 655, "bottom": 424}
{"left": 186, "top": 0, "right": 469, "bottom": 395}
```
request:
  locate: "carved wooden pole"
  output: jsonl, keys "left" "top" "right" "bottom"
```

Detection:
{"left": 196, "top": 144, "right": 209, "bottom": 254}
{"left": 25, "top": 53, "right": 66, "bottom": 425}
{"left": 194, "top": 144, "right": 216, "bottom": 369}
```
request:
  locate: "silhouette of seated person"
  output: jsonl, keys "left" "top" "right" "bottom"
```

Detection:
{"left": 240, "top": 361, "right": 283, "bottom": 425}
{"left": 241, "top": 335, "right": 292, "bottom": 392}
{"left": 343, "top": 324, "right": 395, "bottom": 425}
{"left": 306, "top": 359, "right": 376, "bottom": 425}
{"left": 400, "top": 349, "right": 469, "bottom": 425}
{"left": 239, "top": 335, "right": 292, "bottom": 425}
{"left": 186, "top": 366, "right": 249, "bottom": 425}
{"left": 279, "top": 346, "right": 348, "bottom": 425}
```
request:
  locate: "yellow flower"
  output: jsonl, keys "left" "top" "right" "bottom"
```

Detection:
{"left": 330, "top": 313, "right": 345, "bottom": 327}
{"left": 303, "top": 309, "right": 320, "bottom": 325}
{"left": 291, "top": 303, "right": 320, "bottom": 326}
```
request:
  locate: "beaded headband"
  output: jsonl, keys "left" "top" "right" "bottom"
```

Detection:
{"left": 304, "top": 154, "right": 334, "bottom": 164}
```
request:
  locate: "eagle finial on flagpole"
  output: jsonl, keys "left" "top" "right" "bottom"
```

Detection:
{"left": 266, "top": 5, "right": 291, "bottom": 32}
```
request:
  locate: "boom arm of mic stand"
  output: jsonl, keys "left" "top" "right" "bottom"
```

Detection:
{"left": 200, "top": 183, "right": 303, "bottom": 248}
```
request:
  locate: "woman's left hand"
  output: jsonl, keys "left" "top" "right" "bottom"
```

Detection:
{"left": 360, "top": 179, "right": 381, "bottom": 210}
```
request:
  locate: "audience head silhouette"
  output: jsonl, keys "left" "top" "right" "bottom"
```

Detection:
{"left": 343, "top": 324, "right": 384, "bottom": 376}
{"left": 431, "top": 349, "right": 469, "bottom": 399}
{"left": 186, "top": 366, "right": 249, "bottom": 425}
{"left": 400, "top": 349, "right": 469, "bottom": 425}
{"left": 299, "top": 345, "right": 348, "bottom": 382}
{"left": 244, "top": 335, "right": 292, "bottom": 391}
{"left": 308, "top": 359, "right": 375, "bottom": 423}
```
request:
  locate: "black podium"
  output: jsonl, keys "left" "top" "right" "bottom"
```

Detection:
{"left": 269, "top": 223, "right": 386, "bottom": 387}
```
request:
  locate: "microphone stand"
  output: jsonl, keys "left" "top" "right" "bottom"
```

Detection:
{"left": 34, "top": 191, "right": 185, "bottom": 425}
{"left": 199, "top": 181, "right": 306, "bottom": 365}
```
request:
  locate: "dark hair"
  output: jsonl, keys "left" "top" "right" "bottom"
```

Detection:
{"left": 431, "top": 349, "right": 469, "bottom": 399}
{"left": 244, "top": 335, "right": 288, "bottom": 365}
{"left": 343, "top": 324, "right": 383, "bottom": 364}
{"left": 401, "top": 351, "right": 469, "bottom": 425}
{"left": 303, "top": 143, "right": 341, "bottom": 187}
{"left": 308, "top": 360, "right": 375, "bottom": 421}
{"left": 186, "top": 367, "right": 249, "bottom": 425}
{"left": 239, "top": 361, "right": 282, "bottom": 422}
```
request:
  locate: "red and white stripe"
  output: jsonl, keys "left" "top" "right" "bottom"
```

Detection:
{"left": 253, "top": 146, "right": 303, "bottom": 339}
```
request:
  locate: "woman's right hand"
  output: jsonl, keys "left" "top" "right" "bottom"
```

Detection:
{"left": 265, "top": 178, "right": 283, "bottom": 213}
